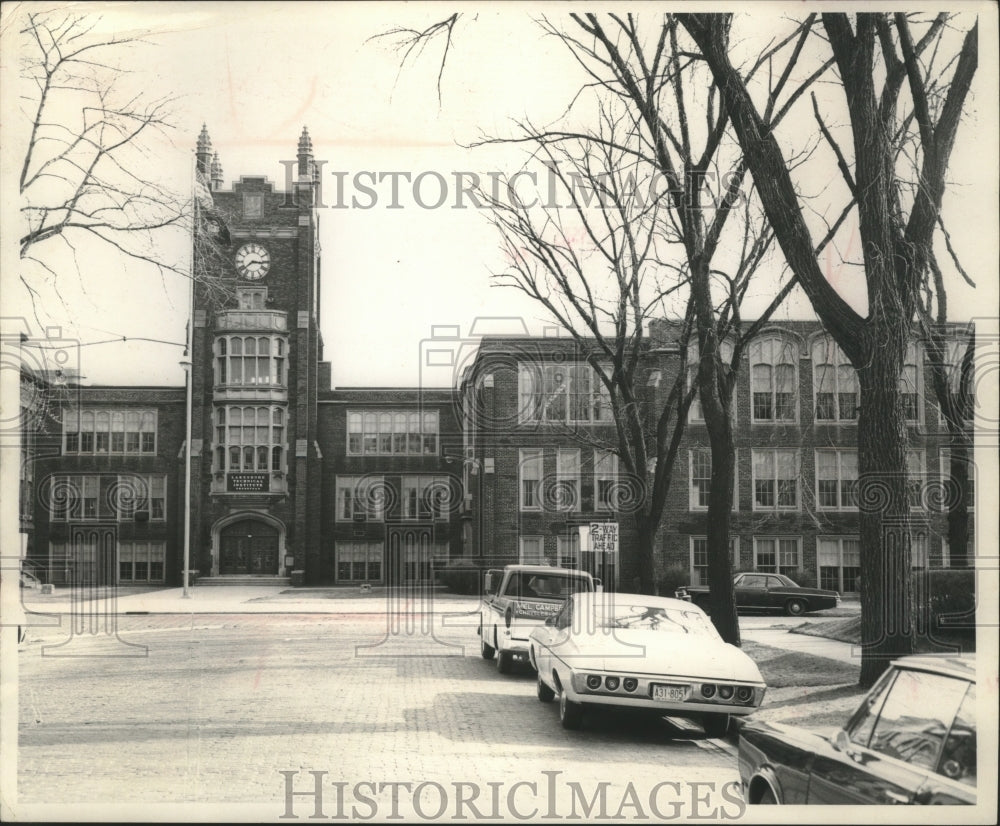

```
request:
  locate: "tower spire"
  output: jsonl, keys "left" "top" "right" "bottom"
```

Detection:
{"left": 210, "top": 151, "right": 224, "bottom": 191}
{"left": 297, "top": 126, "right": 314, "bottom": 180}
{"left": 196, "top": 124, "right": 213, "bottom": 175}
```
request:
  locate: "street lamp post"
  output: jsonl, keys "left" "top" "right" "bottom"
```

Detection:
{"left": 180, "top": 357, "right": 192, "bottom": 598}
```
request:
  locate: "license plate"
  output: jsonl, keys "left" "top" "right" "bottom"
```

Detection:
{"left": 652, "top": 684, "right": 687, "bottom": 702}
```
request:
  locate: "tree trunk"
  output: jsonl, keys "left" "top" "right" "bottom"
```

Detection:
{"left": 703, "top": 411, "right": 739, "bottom": 645}
{"left": 856, "top": 355, "right": 914, "bottom": 687}
{"left": 692, "top": 276, "right": 740, "bottom": 644}
{"left": 634, "top": 514, "right": 657, "bottom": 595}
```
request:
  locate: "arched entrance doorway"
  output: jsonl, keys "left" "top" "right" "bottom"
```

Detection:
{"left": 219, "top": 518, "right": 280, "bottom": 575}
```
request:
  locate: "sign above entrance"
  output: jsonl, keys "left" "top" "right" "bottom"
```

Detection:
{"left": 227, "top": 473, "right": 270, "bottom": 493}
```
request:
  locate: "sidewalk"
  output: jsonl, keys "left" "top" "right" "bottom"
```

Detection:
{"left": 19, "top": 583, "right": 484, "bottom": 616}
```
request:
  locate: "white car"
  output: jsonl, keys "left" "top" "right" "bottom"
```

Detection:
{"left": 530, "top": 592, "right": 766, "bottom": 737}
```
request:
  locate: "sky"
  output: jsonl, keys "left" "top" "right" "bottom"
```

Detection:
{"left": 2, "top": 1, "right": 997, "bottom": 389}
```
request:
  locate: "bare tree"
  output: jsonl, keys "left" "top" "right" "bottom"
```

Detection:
{"left": 481, "top": 109, "right": 697, "bottom": 599}
{"left": 678, "top": 11, "right": 978, "bottom": 685}
{"left": 495, "top": 14, "right": 836, "bottom": 644}
{"left": 18, "top": 11, "right": 186, "bottom": 307}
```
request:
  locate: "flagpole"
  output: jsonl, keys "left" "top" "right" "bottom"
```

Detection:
{"left": 182, "top": 149, "right": 196, "bottom": 599}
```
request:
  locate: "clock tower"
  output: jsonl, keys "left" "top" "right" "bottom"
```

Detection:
{"left": 186, "top": 125, "right": 326, "bottom": 582}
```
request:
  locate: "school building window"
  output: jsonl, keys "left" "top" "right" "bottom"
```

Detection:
{"left": 214, "top": 405, "right": 285, "bottom": 473}
{"left": 519, "top": 448, "right": 543, "bottom": 511}
{"left": 753, "top": 537, "right": 801, "bottom": 576}
{"left": 594, "top": 450, "right": 619, "bottom": 511}
{"left": 336, "top": 475, "right": 385, "bottom": 522}
{"left": 816, "top": 449, "right": 858, "bottom": 510}
{"left": 118, "top": 541, "right": 166, "bottom": 583}
{"left": 215, "top": 335, "right": 286, "bottom": 387}
{"left": 687, "top": 340, "right": 736, "bottom": 423}
{"left": 812, "top": 337, "right": 858, "bottom": 422}
{"left": 347, "top": 410, "right": 438, "bottom": 456}
{"left": 49, "top": 474, "right": 166, "bottom": 522}
{"left": 817, "top": 537, "right": 860, "bottom": 593}
{"left": 517, "top": 362, "right": 613, "bottom": 424}
{"left": 689, "top": 536, "right": 740, "bottom": 587}
{"left": 752, "top": 449, "right": 799, "bottom": 511}
{"left": 401, "top": 476, "right": 450, "bottom": 520}
{"left": 519, "top": 536, "right": 545, "bottom": 564}
{"left": 336, "top": 541, "right": 383, "bottom": 582}
{"left": 63, "top": 409, "right": 157, "bottom": 455}
{"left": 750, "top": 336, "right": 797, "bottom": 422}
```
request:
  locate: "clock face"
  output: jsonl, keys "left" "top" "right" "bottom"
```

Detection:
{"left": 234, "top": 243, "right": 270, "bottom": 280}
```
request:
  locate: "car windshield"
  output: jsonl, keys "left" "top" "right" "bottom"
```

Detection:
{"left": 593, "top": 603, "right": 718, "bottom": 636}
{"left": 511, "top": 573, "right": 590, "bottom": 599}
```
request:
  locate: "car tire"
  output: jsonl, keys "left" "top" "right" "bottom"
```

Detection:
{"left": 757, "top": 787, "right": 778, "bottom": 805}
{"left": 559, "top": 691, "right": 584, "bottom": 729}
{"left": 785, "top": 599, "right": 806, "bottom": 617}
{"left": 702, "top": 713, "right": 730, "bottom": 739}
{"left": 537, "top": 673, "right": 555, "bottom": 703}
{"left": 480, "top": 629, "right": 495, "bottom": 660}
{"left": 496, "top": 650, "right": 513, "bottom": 674}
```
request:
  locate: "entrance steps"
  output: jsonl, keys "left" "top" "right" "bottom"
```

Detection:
{"left": 198, "top": 575, "right": 290, "bottom": 586}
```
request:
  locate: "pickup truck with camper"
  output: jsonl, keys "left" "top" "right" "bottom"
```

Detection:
{"left": 479, "top": 564, "right": 598, "bottom": 673}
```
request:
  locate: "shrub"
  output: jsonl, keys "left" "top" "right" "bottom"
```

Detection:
{"left": 656, "top": 563, "right": 690, "bottom": 597}
{"left": 436, "top": 560, "right": 482, "bottom": 595}
{"left": 789, "top": 568, "right": 818, "bottom": 588}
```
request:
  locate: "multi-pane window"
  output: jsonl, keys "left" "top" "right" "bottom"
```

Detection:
{"left": 214, "top": 405, "right": 285, "bottom": 473}
{"left": 555, "top": 449, "right": 581, "bottom": 511}
{"left": 812, "top": 337, "right": 858, "bottom": 422}
{"left": 346, "top": 410, "right": 438, "bottom": 455}
{"left": 816, "top": 449, "right": 858, "bottom": 510}
{"left": 818, "top": 537, "right": 860, "bottom": 593}
{"left": 215, "top": 335, "right": 286, "bottom": 387}
{"left": 519, "top": 536, "right": 545, "bottom": 565}
{"left": 687, "top": 340, "right": 736, "bottom": 423}
{"left": 690, "top": 537, "right": 740, "bottom": 586}
{"left": 335, "top": 541, "right": 383, "bottom": 582}
{"left": 402, "top": 476, "right": 449, "bottom": 520}
{"left": 899, "top": 341, "right": 921, "bottom": 422}
{"left": 754, "top": 537, "right": 800, "bottom": 576}
{"left": 940, "top": 448, "right": 975, "bottom": 511}
{"left": 906, "top": 449, "right": 926, "bottom": 510}
{"left": 688, "top": 449, "right": 739, "bottom": 510}
{"left": 118, "top": 541, "right": 166, "bottom": 583}
{"left": 941, "top": 337, "right": 975, "bottom": 419}
{"left": 750, "top": 337, "right": 797, "bottom": 422}
{"left": 49, "top": 474, "right": 166, "bottom": 521}
{"left": 63, "top": 409, "right": 157, "bottom": 455}
{"left": 517, "top": 362, "right": 613, "bottom": 424}
{"left": 911, "top": 532, "right": 929, "bottom": 569}
{"left": 519, "top": 449, "right": 543, "bottom": 511}
{"left": 556, "top": 533, "right": 580, "bottom": 569}
{"left": 752, "top": 449, "right": 798, "bottom": 510}
{"left": 336, "top": 476, "right": 385, "bottom": 522}
{"left": 593, "top": 450, "right": 619, "bottom": 511}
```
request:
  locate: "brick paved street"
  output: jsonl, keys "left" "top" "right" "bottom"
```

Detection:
{"left": 16, "top": 607, "right": 743, "bottom": 819}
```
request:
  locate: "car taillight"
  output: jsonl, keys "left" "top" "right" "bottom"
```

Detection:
{"left": 605, "top": 676, "right": 620, "bottom": 691}
{"left": 623, "top": 678, "right": 638, "bottom": 693}
{"left": 718, "top": 685, "right": 734, "bottom": 700}
{"left": 736, "top": 686, "right": 754, "bottom": 703}
{"left": 586, "top": 675, "right": 602, "bottom": 691}
{"left": 701, "top": 684, "right": 716, "bottom": 698}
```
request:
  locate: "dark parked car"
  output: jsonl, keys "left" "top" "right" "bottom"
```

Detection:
{"left": 675, "top": 572, "right": 840, "bottom": 616}
{"left": 740, "top": 655, "right": 976, "bottom": 805}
